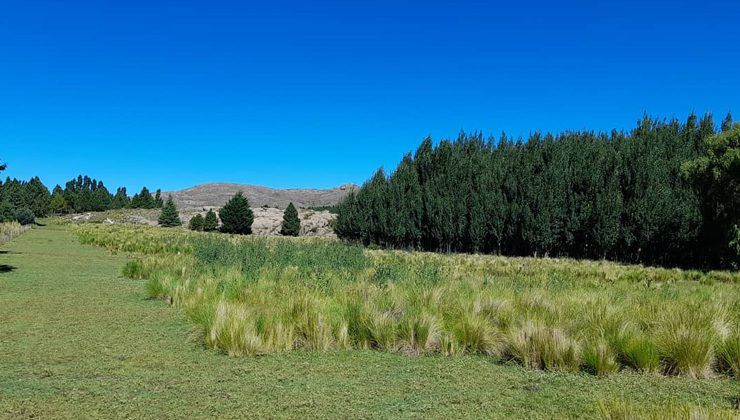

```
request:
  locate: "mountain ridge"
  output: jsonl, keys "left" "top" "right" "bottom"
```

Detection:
{"left": 165, "top": 182, "right": 357, "bottom": 210}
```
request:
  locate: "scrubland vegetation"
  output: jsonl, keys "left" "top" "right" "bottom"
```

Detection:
{"left": 75, "top": 224, "right": 740, "bottom": 380}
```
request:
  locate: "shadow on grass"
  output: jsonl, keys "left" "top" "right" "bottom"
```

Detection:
{"left": 0, "top": 250, "right": 21, "bottom": 255}
{"left": 0, "top": 264, "right": 17, "bottom": 273}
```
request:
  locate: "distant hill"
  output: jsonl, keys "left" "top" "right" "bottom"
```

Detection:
{"left": 164, "top": 183, "right": 357, "bottom": 210}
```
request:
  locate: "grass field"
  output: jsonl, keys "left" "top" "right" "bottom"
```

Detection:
{"left": 1, "top": 224, "right": 739, "bottom": 418}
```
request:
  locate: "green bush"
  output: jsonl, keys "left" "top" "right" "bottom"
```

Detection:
{"left": 189, "top": 214, "right": 205, "bottom": 231}
{"left": 14, "top": 207, "right": 35, "bottom": 225}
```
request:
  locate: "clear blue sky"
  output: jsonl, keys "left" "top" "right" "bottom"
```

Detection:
{"left": 1, "top": 0, "right": 738, "bottom": 192}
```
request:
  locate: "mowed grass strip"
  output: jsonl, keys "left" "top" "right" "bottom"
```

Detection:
{"left": 1, "top": 225, "right": 738, "bottom": 419}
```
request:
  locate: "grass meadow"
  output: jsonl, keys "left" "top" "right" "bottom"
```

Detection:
{"left": 1, "top": 223, "right": 738, "bottom": 418}
{"left": 75, "top": 224, "right": 740, "bottom": 381}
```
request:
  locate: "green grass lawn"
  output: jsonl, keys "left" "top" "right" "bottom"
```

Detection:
{"left": 0, "top": 225, "right": 738, "bottom": 419}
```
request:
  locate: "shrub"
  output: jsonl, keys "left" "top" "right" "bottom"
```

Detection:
{"left": 14, "top": 207, "right": 35, "bottom": 225}
{"left": 189, "top": 214, "right": 205, "bottom": 231}
{"left": 280, "top": 202, "right": 300, "bottom": 236}
{"left": 219, "top": 192, "right": 253, "bottom": 235}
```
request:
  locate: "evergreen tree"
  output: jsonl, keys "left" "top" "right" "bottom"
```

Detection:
{"left": 111, "top": 187, "right": 130, "bottom": 209}
{"left": 189, "top": 214, "right": 205, "bottom": 231}
{"left": 683, "top": 125, "right": 740, "bottom": 266}
{"left": 158, "top": 196, "right": 182, "bottom": 227}
{"left": 219, "top": 192, "right": 253, "bottom": 234}
{"left": 203, "top": 209, "right": 219, "bottom": 232}
{"left": 24, "top": 177, "right": 50, "bottom": 217}
{"left": 721, "top": 112, "right": 734, "bottom": 132}
{"left": 132, "top": 187, "right": 156, "bottom": 209}
{"left": 154, "top": 189, "right": 164, "bottom": 208}
{"left": 280, "top": 202, "right": 300, "bottom": 236}
{"left": 49, "top": 185, "right": 69, "bottom": 214}
{"left": 0, "top": 201, "right": 14, "bottom": 222}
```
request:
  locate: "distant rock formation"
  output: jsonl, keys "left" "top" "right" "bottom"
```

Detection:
{"left": 164, "top": 183, "right": 357, "bottom": 210}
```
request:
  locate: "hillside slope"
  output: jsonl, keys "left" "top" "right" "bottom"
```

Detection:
{"left": 165, "top": 183, "right": 356, "bottom": 210}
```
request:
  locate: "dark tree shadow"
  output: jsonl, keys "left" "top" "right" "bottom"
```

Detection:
{"left": 0, "top": 264, "right": 16, "bottom": 273}
{"left": 0, "top": 250, "right": 20, "bottom": 255}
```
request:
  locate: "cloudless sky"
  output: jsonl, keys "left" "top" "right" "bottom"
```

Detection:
{"left": 1, "top": 0, "right": 738, "bottom": 191}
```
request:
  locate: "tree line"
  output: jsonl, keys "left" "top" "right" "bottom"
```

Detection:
{"left": 0, "top": 173, "right": 164, "bottom": 224}
{"left": 335, "top": 113, "right": 739, "bottom": 268}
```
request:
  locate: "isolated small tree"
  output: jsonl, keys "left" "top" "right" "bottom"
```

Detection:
{"left": 280, "top": 202, "right": 300, "bottom": 236}
{"left": 189, "top": 213, "right": 205, "bottom": 231}
{"left": 219, "top": 192, "right": 253, "bottom": 234}
{"left": 158, "top": 196, "right": 182, "bottom": 227}
{"left": 203, "top": 209, "right": 219, "bottom": 232}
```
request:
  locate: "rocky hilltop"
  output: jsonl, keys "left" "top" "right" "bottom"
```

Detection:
{"left": 165, "top": 183, "right": 357, "bottom": 210}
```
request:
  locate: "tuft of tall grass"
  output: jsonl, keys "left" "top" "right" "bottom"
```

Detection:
{"left": 0, "top": 221, "right": 29, "bottom": 245}
{"left": 507, "top": 321, "right": 581, "bottom": 371}
{"left": 655, "top": 307, "right": 719, "bottom": 378}
{"left": 583, "top": 337, "right": 620, "bottom": 376}
{"left": 454, "top": 313, "right": 505, "bottom": 357}
{"left": 715, "top": 332, "right": 740, "bottom": 378}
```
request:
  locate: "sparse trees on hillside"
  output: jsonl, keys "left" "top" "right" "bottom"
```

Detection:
{"left": 281, "top": 202, "right": 300, "bottom": 236}
{"left": 158, "top": 196, "right": 182, "bottom": 227}
{"left": 219, "top": 192, "right": 253, "bottom": 235}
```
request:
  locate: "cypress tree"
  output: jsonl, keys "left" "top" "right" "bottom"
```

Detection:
{"left": 111, "top": 187, "right": 130, "bottom": 209}
{"left": 132, "top": 187, "right": 155, "bottom": 209}
{"left": 189, "top": 214, "right": 205, "bottom": 231}
{"left": 158, "top": 196, "right": 182, "bottom": 227}
{"left": 721, "top": 112, "right": 734, "bottom": 132}
{"left": 49, "top": 185, "right": 69, "bottom": 214}
{"left": 219, "top": 192, "right": 253, "bottom": 235}
{"left": 203, "top": 209, "right": 219, "bottom": 232}
{"left": 280, "top": 202, "right": 300, "bottom": 236}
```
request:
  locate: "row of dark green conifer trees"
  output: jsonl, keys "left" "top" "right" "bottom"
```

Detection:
{"left": 0, "top": 173, "right": 165, "bottom": 224}
{"left": 335, "top": 113, "right": 738, "bottom": 268}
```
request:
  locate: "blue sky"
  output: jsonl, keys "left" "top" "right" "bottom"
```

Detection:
{"left": 1, "top": 0, "right": 738, "bottom": 191}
